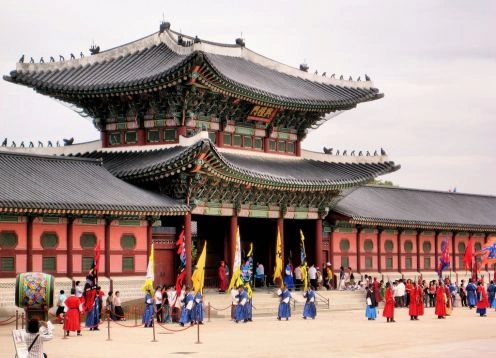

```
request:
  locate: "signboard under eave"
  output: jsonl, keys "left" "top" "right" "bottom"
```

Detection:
{"left": 246, "top": 105, "right": 278, "bottom": 123}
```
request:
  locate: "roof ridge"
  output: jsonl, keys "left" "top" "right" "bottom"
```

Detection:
{"left": 0, "top": 151, "right": 102, "bottom": 164}
{"left": 363, "top": 184, "right": 496, "bottom": 199}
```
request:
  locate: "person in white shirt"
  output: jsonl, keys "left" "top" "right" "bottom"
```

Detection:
{"left": 154, "top": 285, "right": 163, "bottom": 323}
{"left": 294, "top": 265, "right": 303, "bottom": 290}
{"left": 308, "top": 264, "right": 317, "bottom": 290}
{"left": 23, "top": 318, "right": 53, "bottom": 358}
{"left": 396, "top": 280, "right": 406, "bottom": 307}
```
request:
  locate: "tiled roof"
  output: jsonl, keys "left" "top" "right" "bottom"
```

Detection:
{"left": 334, "top": 185, "right": 496, "bottom": 231}
{"left": 77, "top": 139, "right": 399, "bottom": 190}
{"left": 4, "top": 29, "right": 381, "bottom": 109}
{"left": 0, "top": 152, "right": 188, "bottom": 216}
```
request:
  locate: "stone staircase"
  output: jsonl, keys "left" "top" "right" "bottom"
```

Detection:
{"left": 203, "top": 288, "right": 367, "bottom": 318}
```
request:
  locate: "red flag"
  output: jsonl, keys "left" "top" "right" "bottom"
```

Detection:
{"left": 176, "top": 229, "right": 184, "bottom": 255}
{"left": 174, "top": 269, "right": 186, "bottom": 305}
{"left": 463, "top": 238, "right": 472, "bottom": 270}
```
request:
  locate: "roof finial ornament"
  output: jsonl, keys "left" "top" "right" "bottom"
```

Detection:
{"left": 70, "top": 53, "right": 75, "bottom": 60}
{"left": 159, "top": 15, "right": 171, "bottom": 33}
{"left": 323, "top": 147, "right": 333, "bottom": 154}
{"left": 322, "top": 72, "right": 326, "bottom": 77}
{"left": 194, "top": 35, "right": 201, "bottom": 44}
{"left": 373, "top": 150, "right": 378, "bottom": 156}
{"left": 351, "top": 150, "right": 355, "bottom": 156}
{"left": 89, "top": 41, "right": 100, "bottom": 55}
{"left": 1, "top": 138, "right": 7, "bottom": 147}
{"left": 235, "top": 32, "right": 245, "bottom": 47}
{"left": 365, "top": 74, "right": 371, "bottom": 81}
{"left": 178, "top": 34, "right": 184, "bottom": 46}
{"left": 49, "top": 56, "right": 55, "bottom": 62}
{"left": 59, "top": 55, "right": 65, "bottom": 61}
{"left": 349, "top": 76, "right": 353, "bottom": 81}
{"left": 358, "top": 151, "right": 362, "bottom": 156}
{"left": 48, "top": 140, "right": 53, "bottom": 147}
{"left": 299, "top": 59, "right": 309, "bottom": 72}
{"left": 63, "top": 137, "right": 74, "bottom": 146}
{"left": 380, "top": 147, "right": 386, "bottom": 155}
{"left": 314, "top": 70, "right": 318, "bottom": 75}
{"left": 39, "top": 57, "right": 44, "bottom": 64}
{"left": 339, "top": 75, "right": 343, "bottom": 80}
{"left": 366, "top": 150, "right": 370, "bottom": 156}
{"left": 29, "top": 57, "right": 34, "bottom": 64}
{"left": 330, "top": 73, "right": 335, "bottom": 78}
{"left": 357, "top": 76, "right": 361, "bottom": 81}
{"left": 343, "top": 150, "right": 347, "bottom": 156}
{"left": 336, "top": 149, "right": 340, "bottom": 155}
{"left": 19, "top": 55, "right": 24, "bottom": 63}
{"left": 80, "top": 51, "right": 84, "bottom": 58}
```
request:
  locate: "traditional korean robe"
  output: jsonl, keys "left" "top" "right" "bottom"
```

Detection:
{"left": 382, "top": 287, "right": 395, "bottom": 319}
{"left": 235, "top": 290, "right": 248, "bottom": 322}
{"left": 179, "top": 292, "right": 194, "bottom": 325}
{"left": 365, "top": 289, "right": 377, "bottom": 320}
{"left": 277, "top": 288, "right": 291, "bottom": 319}
{"left": 434, "top": 286, "right": 447, "bottom": 318}
{"left": 284, "top": 264, "right": 295, "bottom": 290}
{"left": 416, "top": 285, "right": 424, "bottom": 316}
{"left": 408, "top": 287, "right": 418, "bottom": 317}
{"left": 303, "top": 288, "right": 316, "bottom": 319}
{"left": 142, "top": 292, "right": 154, "bottom": 327}
{"left": 192, "top": 292, "right": 204, "bottom": 323}
{"left": 63, "top": 294, "right": 82, "bottom": 332}
{"left": 476, "top": 285, "right": 489, "bottom": 316}
{"left": 466, "top": 282, "right": 477, "bottom": 307}
{"left": 84, "top": 287, "right": 99, "bottom": 329}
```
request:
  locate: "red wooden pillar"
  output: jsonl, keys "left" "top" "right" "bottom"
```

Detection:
{"left": 377, "top": 227, "right": 383, "bottom": 273}
{"left": 329, "top": 226, "right": 335, "bottom": 267}
{"left": 451, "top": 231, "right": 457, "bottom": 272}
{"left": 178, "top": 126, "right": 187, "bottom": 138}
{"left": 356, "top": 226, "right": 362, "bottom": 273}
{"left": 184, "top": 213, "right": 192, "bottom": 286}
{"left": 397, "top": 229, "right": 402, "bottom": 274}
{"left": 216, "top": 131, "right": 224, "bottom": 147}
{"left": 105, "top": 217, "right": 112, "bottom": 277}
{"left": 484, "top": 233, "right": 490, "bottom": 271}
{"left": 101, "top": 130, "right": 108, "bottom": 148}
{"left": 434, "top": 231, "right": 440, "bottom": 272}
{"left": 26, "top": 216, "right": 34, "bottom": 272}
{"left": 295, "top": 140, "right": 301, "bottom": 157}
{"left": 66, "top": 216, "right": 74, "bottom": 278}
{"left": 137, "top": 128, "right": 146, "bottom": 145}
{"left": 277, "top": 217, "right": 284, "bottom": 266}
{"left": 230, "top": 214, "right": 238, "bottom": 276}
{"left": 263, "top": 137, "right": 270, "bottom": 153}
{"left": 416, "top": 229, "right": 421, "bottom": 273}
{"left": 315, "top": 218, "right": 323, "bottom": 271}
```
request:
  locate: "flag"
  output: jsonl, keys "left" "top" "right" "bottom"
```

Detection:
{"left": 192, "top": 241, "right": 207, "bottom": 293}
{"left": 241, "top": 243, "right": 254, "bottom": 298}
{"left": 142, "top": 243, "right": 155, "bottom": 295}
{"left": 88, "top": 240, "right": 101, "bottom": 285}
{"left": 229, "top": 227, "right": 243, "bottom": 290}
{"left": 176, "top": 229, "right": 186, "bottom": 266}
{"left": 273, "top": 227, "right": 283, "bottom": 287}
{"left": 463, "top": 238, "right": 473, "bottom": 270}
{"left": 437, "top": 236, "right": 450, "bottom": 279}
{"left": 474, "top": 237, "right": 496, "bottom": 269}
{"left": 174, "top": 268, "right": 186, "bottom": 306}
{"left": 300, "top": 230, "right": 308, "bottom": 291}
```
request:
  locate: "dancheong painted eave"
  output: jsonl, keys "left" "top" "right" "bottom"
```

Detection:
{"left": 3, "top": 23, "right": 383, "bottom": 111}
{"left": 0, "top": 152, "right": 189, "bottom": 216}
{"left": 75, "top": 137, "right": 399, "bottom": 191}
{"left": 334, "top": 185, "right": 496, "bottom": 232}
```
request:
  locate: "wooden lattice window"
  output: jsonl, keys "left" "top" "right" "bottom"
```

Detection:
{"left": 80, "top": 233, "right": 97, "bottom": 249}
{"left": 384, "top": 240, "right": 394, "bottom": 253}
{"left": 423, "top": 241, "right": 431, "bottom": 253}
{"left": 269, "top": 140, "right": 276, "bottom": 151}
{"left": 208, "top": 132, "right": 216, "bottom": 143}
{"left": 254, "top": 138, "right": 263, "bottom": 149}
{"left": 120, "top": 234, "right": 137, "bottom": 249}
{"left": 1, "top": 257, "right": 15, "bottom": 271}
{"left": 42, "top": 257, "right": 56, "bottom": 271}
{"left": 365, "top": 257, "right": 373, "bottom": 269}
{"left": 424, "top": 257, "right": 431, "bottom": 269}
{"left": 223, "top": 133, "right": 232, "bottom": 146}
{"left": 458, "top": 242, "right": 466, "bottom": 253}
{"left": 475, "top": 242, "right": 482, "bottom": 252}
{"left": 386, "top": 257, "right": 393, "bottom": 269}
{"left": 147, "top": 129, "right": 160, "bottom": 143}
{"left": 339, "top": 239, "right": 350, "bottom": 252}
{"left": 233, "top": 134, "right": 242, "bottom": 147}
{"left": 164, "top": 129, "right": 177, "bottom": 142}
{"left": 341, "top": 256, "right": 349, "bottom": 268}
{"left": 287, "top": 142, "right": 295, "bottom": 153}
{"left": 404, "top": 240, "right": 413, "bottom": 253}
{"left": 244, "top": 136, "right": 253, "bottom": 148}
{"left": 109, "top": 132, "right": 121, "bottom": 145}
{"left": 0, "top": 231, "right": 18, "bottom": 248}
{"left": 123, "top": 257, "right": 134, "bottom": 271}
{"left": 41, "top": 232, "right": 58, "bottom": 248}
{"left": 277, "top": 141, "right": 286, "bottom": 152}
{"left": 364, "top": 239, "right": 374, "bottom": 252}
{"left": 82, "top": 257, "right": 94, "bottom": 271}
{"left": 405, "top": 257, "right": 412, "bottom": 269}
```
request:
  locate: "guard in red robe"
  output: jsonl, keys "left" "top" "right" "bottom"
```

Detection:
{"left": 372, "top": 277, "right": 381, "bottom": 306}
{"left": 64, "top": 288, "right": 83, "bottom": 336}
{"left": 218, "top": 261, "right": 227, "bottom": 293}
{"left": 382, "top": 282, "right": 395, "bottom": 323}
{"left": 408, "top": 282, "right": 419, "bottom": 320}
{"left": 435, "top": 281, "right": 447, "bottom": 319}
{"left": 416, "top": 281, "right": 424, "bottom": 317}
{"left": 476, "top": 281, "right": 489, "bottom": 317}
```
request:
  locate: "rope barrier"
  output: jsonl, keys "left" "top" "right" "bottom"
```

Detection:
{"left": 156, "top": 321, "right": 194, "bottom": 332}
{"left": 0, "top": 316, "right": 16, "bottom": 326}
{"left": 0, "top": 314, "right": 16, "bottom": 324}
{"left": 209, "top": 304, "right": 232, "bottom": 311}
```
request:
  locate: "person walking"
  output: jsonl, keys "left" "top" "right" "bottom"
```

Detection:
{"left": 142, "top": 289, "right": 154, "bottom": 327}
{"left": 113, "top": 291, "right": 125, "bottom": 321}
{"left": 277, "top": 284, "right": 291, "bottom": 321}
{"left": 408, "top": 282, "right": 419, "bottom": 320}
{"left": 55, "top": 289, "right": 66, "bottom": 324}
{"left": 459, "top": 280, "right": 467, "bottom": 307}
{"left": 382, "top": 282, "right": 395, "bottom": 323}
{"left": 179, "top": 287, "right": 194, "bottom": 326}
{"left": 303, "top": 286, "right": 316, "bottom": 319}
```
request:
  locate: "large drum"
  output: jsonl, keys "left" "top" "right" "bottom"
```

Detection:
{"left": 15, "top": 272, "right": 54, "bottom": 308}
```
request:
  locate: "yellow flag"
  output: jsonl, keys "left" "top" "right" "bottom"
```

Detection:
{"left": 192, "top": 241, "right": 207, "bottom": 293}
{"left": 273, "top": 227, "right": 283, "bottom": 287}
{"left": 229, "top": 227, "right": 242, "bottom": 290}
{"left": 142, "top": 243, "right": 155, "bottom": 295}
{"left": 300, "top": 230, "right": 308, "bottom": 291}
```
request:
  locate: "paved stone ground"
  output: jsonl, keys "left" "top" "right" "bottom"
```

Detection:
{"left": 1, "top": 306, "right": 495, "bottom": 357}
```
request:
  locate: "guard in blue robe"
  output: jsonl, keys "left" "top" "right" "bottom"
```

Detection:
{"left": 142, "top": 290, "right": 154, "bottom": 327}
{"left": 235, "top": 286, "right": 248, "bottom": 323}
{"left": 179, "top": 288, "right": 194, "bottom": 326}
{"left": 192, "top": 291, "right": 204, "bottom": 324}
{"left": 487, "top": 281, "right": 495, "bottom": 308}
{"left": 303, "top": 287, "right": 316, "bottom": 319}
{"left": 277, "top": 285, "right": 291, "bottom": 320}
{"left": 466, "top": 280, "right": 477, "bottom": 308}
{"left": 84, "top": 284, "right": 100, "bottom": 330}
{"left": 284, "top": 263, "right": 295, "bottom": 290}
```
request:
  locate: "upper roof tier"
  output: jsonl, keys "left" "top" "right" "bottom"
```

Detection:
{"left": 4, "top": 24, "right": 383, "bottom": 111}
{"left": 0, "top": 151, "right": 188, "bottom": 216}
{"left": 334, "top": 185, "right": 496, "bottom": 231}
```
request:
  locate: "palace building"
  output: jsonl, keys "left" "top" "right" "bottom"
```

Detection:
{"left": 1, "top": 21, "right": 495, "bottom": 303}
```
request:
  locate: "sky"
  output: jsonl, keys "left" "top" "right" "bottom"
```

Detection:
{"left": 1, "top": 0, "right": 495, "bottom": 195}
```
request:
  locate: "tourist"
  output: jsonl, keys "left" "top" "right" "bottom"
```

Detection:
{"left": 192, "top": 290, "right": 204, "bottom": 324}
{"left": 408, "top": 282, "right": 419, "bottom": 320}
{"left": 284, "top": 260, "right": 295, "bottom": 290}
{"left": 365, "top": 285, "right": 377, "bottom": 320}
{"left": 24, "top": 318, "right": 53, "bottom": 357}
{"left": 308, "top": 264, "right": 318, "bottom": 290}
{"left": 255, "top": 262, "right": 265, "bottom": 288}
{"left": 466, "top": 278, "right": 477, "bottom": 309}
{"left": 218, "top": 261, "right": 227, "bottom": 293}
{"left": 106, "top": 291, "right": 116, "bottom": 320}
{"left": 405, "top": 279, "right": 413, "bottom": 307}
{"left": 428, "top": 281, "right": 436, "bottom": 307}
{"left": 231, "top": 286, "right": 239, "bottom": 320}
{"left": 382, "top": 282, "right": 395, "bottom": 323}
{"left": 294, "top": 264, "right": 303, "bottom": 290}
{"left": 154, "top": 285, "right": 162, "bottom": 323}
{"left": 113, "top": 291, "right": 125, "bottom": 321}
{"left": 459, "top": 279, "right": 467, "bottom": 307}
{"left": 325, "top": 263, "right": 333, "bottom": 290}
{"left": 396, "top": 279, "right": 406, "bottom": 307}
{"left": 277, "top": 284, "right": 291, "bottom": 320}
{"left": 435, "top": 281, "right": 447, "bottom": 319}
{"left": 96, "top": 286, "right": 104, "bottom": 322}
{"left": 179, "top": 287, "right": 194, "bottom": 326}
{"left": 316, "top": 267, "right": 324, "bottom": 290}
{"left": 475, "top": 280, "right": 489, "bottom": 317}
{"left": 372, "top": 277, "right": 381, "bottom": 307}
{"left": 444, "top": 279, "right": 453, "bottom": 316}
{"left": 55, "top": 289, "right": 66, "bottom": 324}
{"left": 75, "top": 280, "right": 84, "bottom": 304}
{"left": 142, "top": 289, "right": 154, "bottom": 328}
{"left": 303, "top": 286, "right": 316, "bottom": 319}
{"left": 347, "top": 267, "right": 355, "bottom": 287}
{"left": 234, "top": 285, "right": 248, "bottom": 323}
{"left": 166, "top": 286, "right": 177, "bottom": 322}
{"left": 64, "top": 288, "right": 82, "bottom": 336}
{"left": 416, "top": 280, "right": 424, "bottom": 318}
